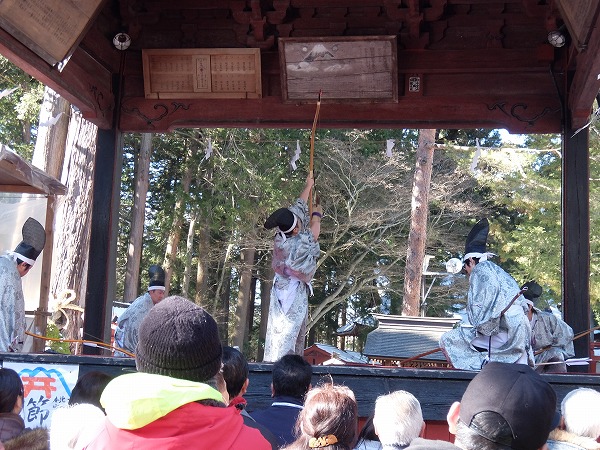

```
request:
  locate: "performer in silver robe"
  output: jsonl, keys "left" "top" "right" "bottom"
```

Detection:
{"left": 521, "top": 281, "right": 574, "bottom": 373}
{"left": 263, "top": 172, "right": 321, "bottom": 362}
{"left": 440, "top": 218, "right": 534, "bottom": 370}
{"left": 0, "top": 217, "right": 46, "bottom": 352}
{"left": 114, "top": 265, "right": 165, "bottom": 356}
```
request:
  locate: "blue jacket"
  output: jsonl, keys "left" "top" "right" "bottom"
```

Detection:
{"left": 250, "top": 395, "right": 304, "bottom": 446}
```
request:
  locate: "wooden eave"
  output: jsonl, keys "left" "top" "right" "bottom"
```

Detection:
{"left": 0, "top": 146, "right": 66, "bottom": 195}
{"left": 0, "top": 1, "right": 598, "bottom": 133}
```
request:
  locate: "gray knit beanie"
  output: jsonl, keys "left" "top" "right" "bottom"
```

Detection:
{"left": 135, "top": 295, "right": 223, "bottom": 383}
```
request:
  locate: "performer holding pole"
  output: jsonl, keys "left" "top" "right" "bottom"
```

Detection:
{"left": 262, "top": 172, "right": 322, "bottom": 361}
{"left": 262, "top": 92, "right": 323, "bottom": 362}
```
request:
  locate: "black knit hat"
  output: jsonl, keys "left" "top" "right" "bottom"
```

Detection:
{"left": 135, "top": 296, "right": 223, "bottom": 383}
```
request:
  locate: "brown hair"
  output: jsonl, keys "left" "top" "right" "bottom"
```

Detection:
{"left": 284, "top": 383, "right": 358, "bottom": 450}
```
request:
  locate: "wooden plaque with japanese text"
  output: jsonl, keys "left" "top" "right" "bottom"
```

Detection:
{"left": 142, "top": 48, "right": 262, "bottom": 99}
{"left": 279, "top": 36, "right": 397, "bottom": 103}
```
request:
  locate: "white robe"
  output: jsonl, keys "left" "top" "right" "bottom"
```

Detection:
{"left": 263, "top": 199, "right": 320, "bottom": 362}
{"left": 531, "top": 308, "right": 574, "bottom": 373}
{"left": 440, "top": 260, "right": 534, "bottom": 370}
{"left": 0, "top": 255, "right": 25, "bottom": 352}
{"left": 114, "top": 292, "right": 154, "bottom": 356}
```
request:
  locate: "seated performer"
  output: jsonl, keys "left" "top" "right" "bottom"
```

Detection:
{"left": 521, "top": 281, "right": 574, "bottom": 373}
{"left": 440, "top": 218, "right": 534, "bottom": 370}
{"left": 114, "top": 265, "right": 165, "bottom": 356}
{"left": 262, "top": 172, "right": 322, "bottom": 362}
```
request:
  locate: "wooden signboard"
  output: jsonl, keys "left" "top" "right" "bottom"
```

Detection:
{"left": 279, "top": 36, "right": 397, "bottom": 103}
{"left": 142, "top": 48, "right": 262, "bottom": 99}
{"left": 0, "top": 0, "right": 104, "bottom": 66}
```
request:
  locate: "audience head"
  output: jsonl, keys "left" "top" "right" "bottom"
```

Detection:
{"left": 560, "top": 387, "right": 600, "bottom": 439}
{"left": 222, "top": 346, "right": 249, "bottom": 399}
{"left": 69, "top": 371, "right": 114, "bottom": 412}
{"left": 289, "top": 383, "right": 358, "bottom": 450}
{"left": 135, "top": 295, "right": 223, "bottom": 385}
{"left": 0, "top": 368, "right": 23, "bottom": 414}
{"left": 373, "top": 390, "right": 424, "bottom": 447}
{"left": 448, "top": 362, "right": 559, "bottom": 450}
{"left": 272, "top": 354, "right": 312, "bottom": 399}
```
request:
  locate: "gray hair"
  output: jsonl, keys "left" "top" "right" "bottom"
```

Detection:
{"left": 373, "top": 390, "right": 423, "bottom": 446}
{"left": 561, "top": 388, "right": 600, "bottom": 439}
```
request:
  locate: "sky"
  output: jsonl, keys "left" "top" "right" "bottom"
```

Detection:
{"left": 499, "top": 129, "right": 527, "bottom": 146}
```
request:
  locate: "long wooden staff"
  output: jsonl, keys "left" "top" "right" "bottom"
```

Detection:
{"left": 25, "top": 330, "right": 136, "bottom": 358}
{"left": 309, "top": 90, "right": 322, "bottom": 215}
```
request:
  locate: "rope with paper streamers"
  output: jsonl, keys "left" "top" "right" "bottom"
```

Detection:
{"left": 49, "top": 289, "right": 84, "bottom": 331}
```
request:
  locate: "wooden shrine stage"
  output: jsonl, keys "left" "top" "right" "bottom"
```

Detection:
{"left": 2, "top": 352, "right": 599, "bottom": 440}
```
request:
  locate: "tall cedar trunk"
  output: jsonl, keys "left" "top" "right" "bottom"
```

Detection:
{"left": 248, "top": 275, "right": 257, "bottom": 335}
{"left": 163, "top": 143, "right": 195, "bottom": 294}
{"left": 258, "top": 262, "right": 273, "bottom": 361}
{"left": 31, "top": 88, "right": 70, "bottom": 351}
{"left": 402, "top": 129, "right": 436, "bottom": 316}
{"left": 182, "top": 212, "right": 197, "bottom": 297}
{"left": 50, "top": 109, "right": 98, "bottom": 351}
{"left": 124, "top": 133, "right": 151, "bottom": 302}
{"left": 195, "top": 217, "right": 210, "bottom": 305}
{"left": 218, "top": 267, "right": 232, "bottom": 343}
{"left": 32, "top": 88, "right": 70, "bottom": 176}
{"left": 214, "top": 242, "right": 234, "bottom": 316}
{"left": 232, "top": 247, "right": 256, "bottom": 350}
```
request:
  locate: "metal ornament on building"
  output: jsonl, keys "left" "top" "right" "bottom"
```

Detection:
{"left": 113, "top": 33, "right": 131, "bottom": 51}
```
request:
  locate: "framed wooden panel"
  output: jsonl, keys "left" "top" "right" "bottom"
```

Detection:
{"left": 279, "top": 36, "right": 397, "bottom": 103}
{"left": 0, "top": 0, "right": 104, "bottom": 66}
{"left": 142, "top": 48, "right": 262, "bottom": 99}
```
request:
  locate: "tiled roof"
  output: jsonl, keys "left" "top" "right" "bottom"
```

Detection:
{"left": 363, "top": 315, "right": 460, "bottom": 361}
{"left": 309, "top": 343, "right": 369, "bottom": 364}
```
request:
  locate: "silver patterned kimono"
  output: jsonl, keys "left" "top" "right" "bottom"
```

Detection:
{"left": 440, "top": 260, "right": 534, "bottom": 371}
{"left": 263, "top": 198, "right": 320, "bottom": 362}
{"left": 531, "top": 308, "right": 574, "bottom": 373}
{"left": 0, "top": 254, "right": 25, "bottom": 352}
{"left": 114, "top": 292, "right": 154, "bottom": 356}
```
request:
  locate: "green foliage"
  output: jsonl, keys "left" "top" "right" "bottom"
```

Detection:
{"left": 115, "top": 123, "right": 600, "bottom": 355}
{"left": 0, "top": 56, "right": 42, "bottom": 158}
{"left": 46, "top": 323, "right": 70, "bottom": 354}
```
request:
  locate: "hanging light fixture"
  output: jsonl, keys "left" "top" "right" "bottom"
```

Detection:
{"left": 547, "top": 28, "right": 566, "bottom": 48}
{"left": 113, "top": 33, "right": 131, "bottom": 51}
